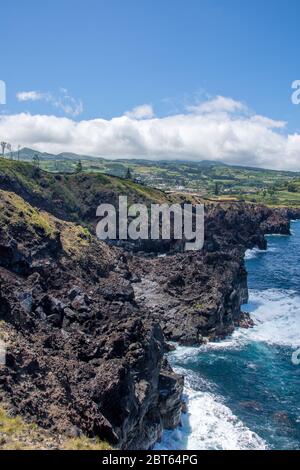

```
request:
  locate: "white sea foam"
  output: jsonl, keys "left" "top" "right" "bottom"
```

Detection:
{"left": 156, "top": 369, "right": 267, "bottom": 451}
{"left": 245, "top": 247, "right": 264, "bottom": 260}
{"left": 245, "top": 246, "right": 278, "bottom": 260}
{"left": 158, "top": 228, "right": 300, "bottom": 450}
{"left": 157, "top": 287, "right": 300, "bottom": 450}
{"left": 242, "top": 289, "right": 300, "bottom": 348}
{"left": 199, "top": 289, "right": 300, "bottom": 350}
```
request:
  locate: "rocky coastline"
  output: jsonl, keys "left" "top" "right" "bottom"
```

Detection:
{"left": 0, "top": 167, "right": 299, "bottom": 449}
{"left": 130, "top": 203, "right": 299, "bottom": 345}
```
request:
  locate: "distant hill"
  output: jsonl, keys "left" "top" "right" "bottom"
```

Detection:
{"left": 4, "top": 147, "right": 300, "bottom": 207}
{"left": 11, "top": 147, "right": 105, "bottom": 162}
{"left": 10, "top": 147, "right": 300, "bottom": 174}
{"left": 12, "top": 148, "right": 230, "bottom": 166}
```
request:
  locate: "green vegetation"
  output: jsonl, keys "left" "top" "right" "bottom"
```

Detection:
{"left": 32, "top": 153, "right": 40, "bottom": 169}
{"left": 0, "top": 407, "right": 112, "bottom": 450}
{"left": 0, "top": 407, "right": 36, "bottom": 450}
{"left": 125, "top": 167, "right": 132, "bottom": 180}
{"left": 2, "top": 150, "right": 300, "bottom": 208}
{"left": 0, "top": 189, "right": 57, "bottom": 237}
{"left": 228, "top": 178, "right": 300, "bottom": 207}
{"left": 0, "top": 158, "right": 170, "bottom": 231}
{"left": 76, "top": 160, "right": 83, "bottom": 174}
{"left": 60, "top": 223, "right": 92, "bottom": 255}
{"left": 62, "top": 436, "right": 112, "bottom": 451}
{"left": 0, "top": 184, "right": 114, "bottom": 279}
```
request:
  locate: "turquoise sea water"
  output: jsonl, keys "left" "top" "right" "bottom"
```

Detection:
{"left": 157, "top": 221, "right": 300, "bottom": 450}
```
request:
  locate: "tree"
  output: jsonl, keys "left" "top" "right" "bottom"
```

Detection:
{"left": 125, "top": 167, "right": 132, "bottom": 180}
{"left": 7, "top": 143, "right": 12, "bottom": 160}
{"left": 287, "top": 182, "right": 297, "bottom": 193}
{"left": 32, "top": 153, "right": 40, "bottom": 169}
{"left": 1, "top": 141, "right": 7, "bottom": 157}
{"left": 76, "top": 160, "right": 83, "bottom": 173}
{"left": 268, "top": 187, "right": 275, "bottom": 197}
{"left": 214, "top": 182, "right": 220, "bottom": 196}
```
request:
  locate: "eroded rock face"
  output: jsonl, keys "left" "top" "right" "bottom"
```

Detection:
{"left": 0, "top": 259, "right": 183, "bottom": 449}
{"left": 0, "top": 184, "right": 298, "bottom": 449}
{"left": 0, "top": 191, "right": 183, "bottom": 450}
{"left": 132, "top": 251, "right": 248, "bottom": 344}
{"left": 130, "top": 203, "right": 295, "bottom": 345}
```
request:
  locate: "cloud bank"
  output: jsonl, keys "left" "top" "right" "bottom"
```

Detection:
{"left": 1, "top": 95, "right": 300, "bottom": 170}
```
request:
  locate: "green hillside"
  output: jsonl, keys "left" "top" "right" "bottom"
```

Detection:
{"left": 3, "top": 149, "right": 300, "bottom": 208}
{"left": 0, "top": 158, "right": 171, "bottom": 229}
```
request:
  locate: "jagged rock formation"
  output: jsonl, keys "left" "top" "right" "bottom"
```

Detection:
{"left": 0, "top": 160, "right": 299, "bottom": 449}
{"left": 0, "top": 189, "right": 183, "bottom": 450}
{"left": 130, "top": 202, "right": 295, "bottom": 344}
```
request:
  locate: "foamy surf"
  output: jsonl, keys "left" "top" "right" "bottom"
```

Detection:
{"left": 156, "top": 369, "right": 267, "bottom": 451}
{"left": 245, "top": 246, "right": 278, "bottom": 260}
{"left": 243, "top": 289, "right": 300, "bottom": 348}
{"left": 158, "top": 224, "right": 300, "bottom": 450}
{"left": 245, "top": 247, "right": 265, "bottom": 260}
{"left": 198, "top": 288, "right": 300, "bottom": 350}
{"left": 157, "top": 288, "right": 300, "bottom": 450}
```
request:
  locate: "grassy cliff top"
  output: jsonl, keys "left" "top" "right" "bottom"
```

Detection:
{"left": 0, "top": 158, "right": 172, "bottom": 227}
{"left": 10, "top": 149, "right": 300, "bottom": 207}
{"left": 0, "top": 158, "right": 169, "bottom": 204}
{"left": 0, "top": 187, "right": 114, "bottom": 271}
{"left": 2, "top": 156, "right": 300, "bottom": 213}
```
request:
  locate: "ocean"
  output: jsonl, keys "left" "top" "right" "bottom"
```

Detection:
{"left": 156, "top": 221, "right": 300, "bottom": 450}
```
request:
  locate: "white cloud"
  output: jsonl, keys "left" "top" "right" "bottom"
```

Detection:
{"left": 125, "top": 104, "right": 155, "bottom": 119}
{"left": 51, "top": 90, "right": 83, "bottom": 117}
{"left": 16, "top": 91, "right": 47, "bottom": 102}
{"left": 2, "top": 95, "right": 300, "bottom": 170}
{"left": 16, "top": 89, "right": 83, "bottom": 117}
{"left": 187, "top": 95, "right": 246, "bottom": 115}
{"left": 249, "top": 115, "right": 286, "bottom": 129}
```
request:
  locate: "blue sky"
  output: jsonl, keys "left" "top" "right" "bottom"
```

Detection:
{"left": 1, "top": 0, "right": 300, "bottom": 169}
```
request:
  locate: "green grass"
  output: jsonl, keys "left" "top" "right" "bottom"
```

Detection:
{"left": 2, "top": 155, "right": 300, "bottom": 209}
{"left": 0, "top": 158, "right": 170, "bottom": 228}
{"left": 67, "top": 159, "right": 300, "bottom": 207}
{"left": 62, "top": 437, "right": 112, "bottom": 451}
{"left": 0, "top": 189, "right": 57, "bottom": 237}
{"left": 241, "top": 188, "right": 300, "bottom": 207}
{"left": 0, "top": 406, "right": 113, "bottom": 450}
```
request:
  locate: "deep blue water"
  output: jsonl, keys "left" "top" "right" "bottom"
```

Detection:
{"left": 157, "top": 221, "right": 300, "bottom": 450}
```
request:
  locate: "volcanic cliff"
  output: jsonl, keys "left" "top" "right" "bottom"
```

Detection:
{"left": 0, "top": 159, "right": 298, "bottom": 449}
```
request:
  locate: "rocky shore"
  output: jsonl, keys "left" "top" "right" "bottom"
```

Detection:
{"left": 130, "top": 203, "right": 297, "bottom": 345}
{"left": 0, "top": 164, "right": 299, "bottom": 449}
